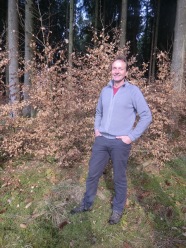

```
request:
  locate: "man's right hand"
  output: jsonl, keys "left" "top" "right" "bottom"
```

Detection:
{"left": 95, "top": 130, "right": 102, "bottom": 137}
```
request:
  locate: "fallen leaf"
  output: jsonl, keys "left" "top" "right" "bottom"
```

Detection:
{"left": 123, "top": 241, "right": 132, "bottom": 248}
{"left": 125, "top": 198, "right": 130, "bottom": 207}
{"left": 181, "top": 207, "right": 186, "bottom": 213}
{"left": 1, "top": 183, "right": 8, "bottom": 188}
{"left": 171, "top": 227, "right": 178, "bottom": 230}
{"left": 31, "top": 211, "right": 45, "bottom": 219}
{"left": 20, "top": 223, "right": 27, "bottom": 229}
{"left": 25, "top": 202, "right": 32, "bottom": 209}
{"left": 70, "top": 240, "right": 74, "bottom": 247}
{"left": 0, "top": 208, "right": 7, "bottom": 214}
{"left": 97, "top": 190, "right": 106, "bottom": 200}
{"left": 166, "top": 207, "right": 173, "bottom": 218}
{"left": 165, "top": 179, "right": 171, "bottom": 186}
{"left": 58, "top": 220, "right": 68, "bottom": 229}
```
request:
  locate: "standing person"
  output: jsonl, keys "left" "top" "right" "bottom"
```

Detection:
{"left": 71, "top": 55, "right": 152, "bottom": 224}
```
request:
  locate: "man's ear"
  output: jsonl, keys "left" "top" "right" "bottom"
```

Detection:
{"left": 126, "top": 71, "right": 128, "bottom": 77}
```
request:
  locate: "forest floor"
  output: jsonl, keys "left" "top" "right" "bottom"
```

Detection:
{"left": 0, "top": 154, "right": 186, "bottom": 248}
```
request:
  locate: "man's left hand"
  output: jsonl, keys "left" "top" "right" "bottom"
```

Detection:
{"left": 116, "top": 136, "right": 132, "bottom": 144}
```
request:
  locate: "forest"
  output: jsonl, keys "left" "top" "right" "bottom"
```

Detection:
{"left": 0, "top": 0, "right": 186, "bottom": 248}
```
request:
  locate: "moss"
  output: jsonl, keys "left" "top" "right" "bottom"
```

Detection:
{"left": 0, "top": 157, "right": 186, "bottom": 248}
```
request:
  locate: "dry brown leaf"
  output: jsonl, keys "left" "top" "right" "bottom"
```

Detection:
{"left": 20, "top": 223, "right": 27, "bottom": 229}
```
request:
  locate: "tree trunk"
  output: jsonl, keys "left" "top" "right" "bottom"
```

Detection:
{"left": 102, "top": 0, "right": 106, "bottom": 29}
{"left": 23, "top": 0, "right": 34, "bottom": 117}
{"left": 93, "top": 0, "right": 99, "bottom": 44}
{"left": 120, "top": 0, "right": 127, "bottom": 47}
{"left": 149, "top": 0, "right": 160, "bottom": 83}
{"left": 171, "top": 0, "right": 186, "bottom": 90}
{"left": 148, "top": 13, "right": 155, "bottom": 83}
{"left": 95, "top": 0, "right": 99, "bottom": 32}
{"left": 6, "top": 14, "right": 9, "bottom": 100}
{"left": 68, "top": 0, "right": 74, "bottom": 67}
{"left": 8, "top": 0, "right": 19, "bottom": 108}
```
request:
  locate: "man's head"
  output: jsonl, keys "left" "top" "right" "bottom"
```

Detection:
{"left": 111, "top": 56, "right": 128, "bottom": 84}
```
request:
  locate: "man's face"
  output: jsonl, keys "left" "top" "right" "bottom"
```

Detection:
{"left": 111, "top": 60, "right": 128, "bottom": 83}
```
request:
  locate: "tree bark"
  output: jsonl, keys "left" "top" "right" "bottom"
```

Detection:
{"left": 171, "top": 0, "right": 186, "bottom": 90}
{"left": 8, "top": 0, "right": 19, "bottom": 107}
{"left": 102, "top": 0, "right": 106, "bottom": 29}
{"left": 95, "top": 0, "right": 99, "bottom": 32}
{"left": 68, "top": 0, "right": 74, "bottom": 67}
{"left": 149, "top": 0, "right": 160, "bottom": 83}
{"left": 23, "top": 0, "right": 34, "bottom": 117}
{"left": 120, "top": 0, "right": 127, "bottom": 47}
{"left": 93, "top": 0, "right": 99, "bottom": 44}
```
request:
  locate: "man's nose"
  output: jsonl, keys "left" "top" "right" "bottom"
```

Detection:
{"left": 115, "top": 68, "right": 120, "bottom": 73}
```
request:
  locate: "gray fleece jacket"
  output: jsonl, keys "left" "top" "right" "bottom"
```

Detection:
{"left": 94, "top": 80, "right": 152, "bottom": 141}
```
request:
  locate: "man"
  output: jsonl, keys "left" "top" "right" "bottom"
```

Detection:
{"left": 71, "top": 56, "right": 152, "bottom": 224}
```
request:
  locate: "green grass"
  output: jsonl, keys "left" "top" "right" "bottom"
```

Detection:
{"left": 0, "top": 157, "right": 186, "bottom": 248}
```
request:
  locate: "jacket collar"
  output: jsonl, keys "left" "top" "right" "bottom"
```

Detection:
{"left": 108, "top": 80, "right": 129, "bottom": 87}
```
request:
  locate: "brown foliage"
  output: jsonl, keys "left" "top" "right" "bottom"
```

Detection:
{"left": 0, "top": 33, "right": 185, "bottom": 166}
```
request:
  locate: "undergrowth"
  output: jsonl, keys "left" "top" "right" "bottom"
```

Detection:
{"left": 0, "top": 31, "right": 186, "bottom": 167}
{"left": 0, "top": 156, "right": 186, "bottom": 248}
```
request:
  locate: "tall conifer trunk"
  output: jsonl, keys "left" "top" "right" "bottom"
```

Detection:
{"left": 8, "top": 0, "right": 19, "bottom": 108}
{"left": 68, "top": 0, "right": 74, "bottom": 67}
{"left": 23, "top": 0, "right": 34, "bottom": 117}
{"left": 171, "top": 0, "right": 186, "bottom": 90}
{"left": 95, "top": 0, "right": 99, "bottom": 32}
{"left": 149, "top": 0, "right": 160, "bottom": 83}
{"left": 120, "top": 0, "right": 127, "bottom": 47}
{"left": 93, "top": 0, "right": 99, "bottom": 45}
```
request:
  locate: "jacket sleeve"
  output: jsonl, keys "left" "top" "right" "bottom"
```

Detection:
{"left": 94, "top": 92, "right": 103, "bottom": 131}
{"left": 128, "top": 86, "right": 152, "bottom": 141}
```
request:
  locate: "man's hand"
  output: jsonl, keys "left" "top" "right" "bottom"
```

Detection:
{"left": 95, "top": 130, "right": 102, "bottom": 137}
{"left": 116, "top": 136, "right": 132, "bottom": 144}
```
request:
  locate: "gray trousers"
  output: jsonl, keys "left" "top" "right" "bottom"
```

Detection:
{"left": 83, "top": 136, "right": 131, "bottom": 213}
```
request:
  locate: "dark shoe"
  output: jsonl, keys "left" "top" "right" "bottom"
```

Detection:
{"left": 70, "top": 204, "right": 92, "bottom": 215}
{"left": 108, "top": 210, "right": 122, "bottom": 225}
